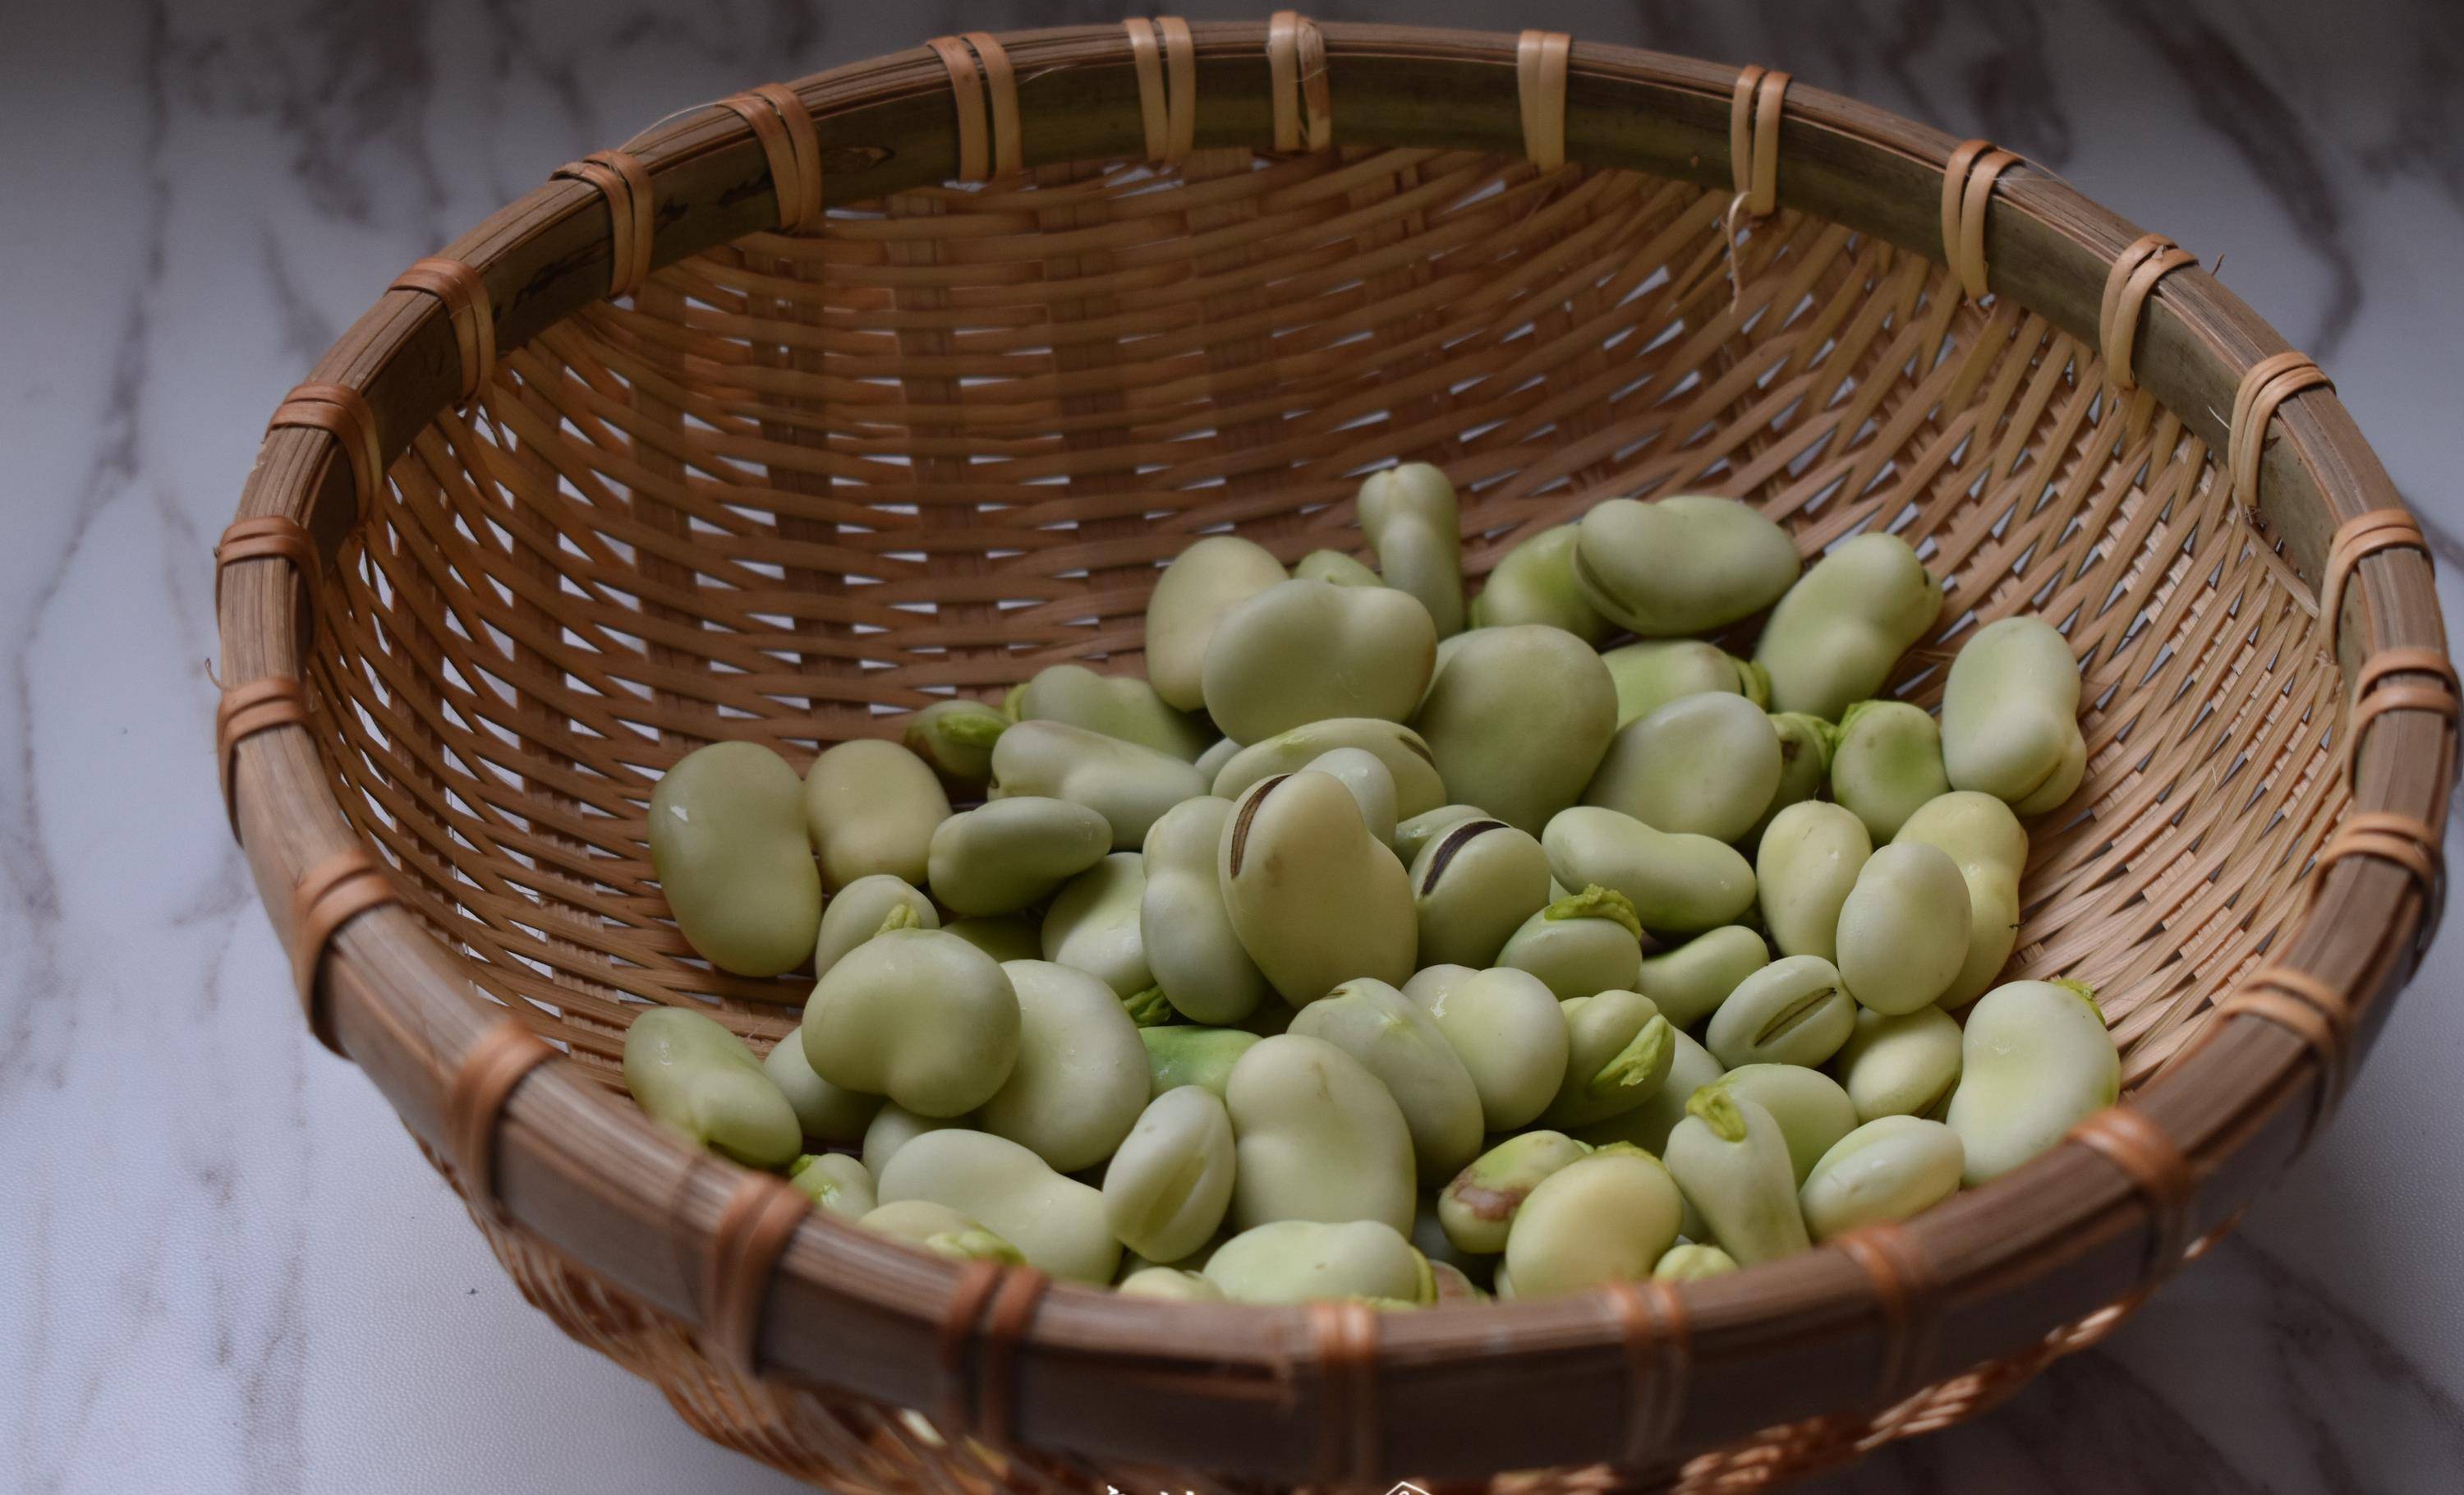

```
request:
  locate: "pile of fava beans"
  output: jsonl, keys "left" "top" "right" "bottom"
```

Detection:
{"left": 628, "top": 464, "right": 2116, "bottom": 1307}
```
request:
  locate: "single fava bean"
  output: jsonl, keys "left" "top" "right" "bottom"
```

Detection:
{"left": 1544, "top": 991, "right": 1676, "bottom": 1128}
{"left": 1835, "top": 841, "right": 1971, "bottom": 1015}
{"left": 813, "top": 874, "right": 940, "bottom": 978}
{"left": 787, "top": 1152, "right": 876, "bottom": 1221}
{"left": 1041, "top": 853, "right": 1152, "bottom": 998}
{"left": 1542, "top": 806, "right": 1757, "bottom": 935}
{"left": 765, "top": 1030, "right": 884, "bottom": 1146}
{"left": 1410, "top": 818, "right": 1551, "bottom": 969}
{"left": 927, "top": 797, "right": 1113, "bottom": 916}
{"left": 857, "top": 1200, "right": 1023, "bottom": 1265}
{"left": 1437, "top": 1131, "right": 1590, "bottom": 1254}
{"left": 1143, "top": 535, "right": 1288, "bottom": 711}
{"left": 1193, "top": 734, "right": 1241, "bottom": 783}
{"left": 861, "top": 1102, "right": 968, "bottom": 1179}
{"left": 1754, "top": 532, "right": 1941, "bottom": 720}
{"left": 1570, "top": 1026, "right": 1726, "bottom": 1156}
{"left": 1705, "top": 955, "right": 1856, "bottom": 1069}
{"left": 1834, "top": 1004, "right": 1963, "bottom": 1121}
{"left": 1014, "top": 663, "right": 1216, "bottom": 762}
{"left": 1294, "top": 549, "right": 1383, "bottom": 587}
{"left": 1745, "top": 711, "right": 1841, "bottom": 848}
{"left": 1831, "top": 701, "right": 1951, "bottom": 840}
{"left": 1103, "top": 1087, "right": 1238, "bottom": 1263}
{"left": 902, "top": 699, "right": 1009, "bottom": 792}
{"left": 623, "top": 1007, "right": 803, "bottom": 1168}
{"left": 1117, "top": 1267, "right": 1225, "bottom": 1302}
{"left": 1892, "top": 791, "right": 2028, "bottom": 1007}
{"left": 977, "top": 960, "right": 1149, "bottom": 1172}
{"left": 878, "top": 1129, "right": 1122, "bottom": 1283}
{"left": 990, "top": 720, "right": 1207, "bottom": 849}
{"left": 1496, "top": 885, "right": 1646, "bottom": 1002}
{"left": 1574, "top": 495, "right": 1800, "bottom": 636}
{"left": 649, "top": 741, "right": 821, "bottom": 978}
{"left": 1305, "top": 748, "right": 1400, "bottom": 846}
{"left": 1470, "top": 524, "right": 1609, "bottom": 642}
{"left": 1754, "top": 801, "right": 1871, "bottom": 964}
{"left": 1663, "top": 1088, "right": 1809, "bottom": 1264}
{"left": 1942, "top": 616, "right": 2085, "bottom": 813}
{"left": 1601, "top": 639, "right": 1767, "bottom": 729}
{"left": 1406, "top": 965, "right": 1570, "bottom": 1132}
{"left": 1218, "top": 771, "right": 1418, "bottom": 1005}
{"left": 1414, "top": 624, "right": 1619, "bottom": 833}
{"left": 802, "top": 928, "right": 1022, "bottom": 1118}
{"left": 1120, "top": 986, "right": 1175, "bottom": 1027}
{"left": 1635, "top": 924, "right": 1769, "bottom": 1029}
{"left": 1140, "top": 797, "right": 1270, "bottom": 1024}
{"left": 1584, "top": 692, "right": 1783, "bottom": 844}
{"left": 1501, "top": 1148, "right": 1685, "bottom": 1298}
{"left": 1202, "top": 578, "right": 1437, "bottom": 743}
{"left": 939, "top": 914, "right": 1043, "bottom": 964}
{"left": 1205, "top": 1219, "right": 1431, "bottom": 1305}
{"left": 1946, "top": 980, "right": 2117, "bottom": 1184}
{"left": 1800, "top": 1116, "right": 1964, "bottom": 1240}
{"left": 1292, "top": 978, "right": 1485, "bottom": 1183}
{"left": 1653, "top": 1242, "right": 1739, "bottom": 1281}
{"left": 802, "top": 738, "right": 952, "bottom": 892}
{"left": 1393, "top": 803, "right": 1487, "bottom": 864}
{"left": 1119, "top": 1240, "right": 1224, "bottom": 1282}
{"left": 1716, "top": 1064, "right": 1858, "bottom": 1184}
{"left": 1427, "top": 1260, "right": 1489, "bottom": 1305}
{"left": 1358, "top": 462, "right": 1466, "bottom": 637}
{"left": 1224, "top": 1034, "right": 1417, "bottom": 1235}
{"left": 1210, "top": 717, "right": 1449, "bottom": 821}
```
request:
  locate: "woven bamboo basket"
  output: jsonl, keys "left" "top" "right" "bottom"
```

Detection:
{"left": 214, "top": 16, "right": 2456, "bottom": 1491}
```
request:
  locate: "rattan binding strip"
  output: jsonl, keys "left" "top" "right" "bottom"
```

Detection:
{"left": 1516, "top": 30, "right": 1571, "bottom": 172}
{"left": 216, "top": 677, "right": 308, "bottom": 840}
{"left": 2228, "top": 350, "right": 2333, "bottom": 518}
{"left": 2214, "top": 964, "right": 2352, "bottom": 1141}
{"left": 1730, "top": 65, "right": 1791, "bottom": 218}
{"left": 269, "top": 382, "right": 383, "bottom": 507}
{"left": 213, "top": 515, "right": 316, "bottom": 611}
{"left": 553, "top": 150, "right": 655, "bottom": 297}
{"left": 936, "top": 1260, "right": 1050, "bottom": 1443}
{"left": 1834, "top": 1226, "right": 1937, "bottom": 1406}
{"left": 2319, "top": 507, "right": 2427, "bottom": 655}
{"left": 2316, "top": 810, "right": 2443, "bottom": 904}
{"left": 1267, "top": 12, "right": 1332, "bottom": 153}
{"left": 2099, "top": 232, "right": 2195, "bottom": 393}
{"left": 1307, "top": 1298, "right": 1380, "bottom": 1485}
{"left": 1941, "top": 140, "right": 2018, "bottom": 299}
{"left": 928, "top": 34, "right": 1021, "bottom": 182}
{"left": 2068, "top": 1106, "right": 2195, "bottom": 1289}
{"left": 1123, "top": 17, "right": 1197, "bottom": 165}
{"left": 2348, "top": 646, "right": 2460, "bottom": 780}
{"left": 445, "top": 1019, "right": 556, "bottom": 1223}
{"left": 1599, "top": 1277, "right": 1689, "bottom": 1466}
{"left": 715, "top": 84, "right": 825, "bottom": 232}
{"left": 703, "top": 1171, "right": 813, "bottom": 1377}
{"left": 388, "top": 256, "right": 496, "bottom": 405}
{"left": 290, "top": 849, "right": 398, "bottom": 1056}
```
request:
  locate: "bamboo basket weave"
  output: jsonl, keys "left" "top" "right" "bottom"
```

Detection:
{"left": 213, "top": 18, "right": 2457, "bottom": 1491}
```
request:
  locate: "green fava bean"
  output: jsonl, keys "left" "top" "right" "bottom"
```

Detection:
{"left": 1716, "top": 1065, "right": 1858, "bottom": 1184}
{"left": 1202, "top": 578, "right": 1437, "bottom": 743}
{"left": 1427, "top": 1260, "right": 1490, "bottom": 1305}
{"left": 990, "top": 720, "right": 1207, "bottom": 850}
{"left": 1294, "top": 548, "right": 1384, "bottom": 586}
{"left": 1584, "top": 692, "right": 1782, "bottom": 843}
{"left": 1121, "top": 986, "right": 1175, "bottom": 1026}
{"left": 902, "top": 699, "right": 1009, "bottom": 792}
{"left": 1103, "top": 1087, "right": 1238, "bottom": 1263}
{"left": 857, "top": 1200, "right": 1023, "bottom": 1265}
{"left": 1218, "top": 771, "right": 1418, "bottom": 1005}
{"left": 622, "top": 1007, "right": 803, "bottom": 1168}
{"left": 1705, "top": 955, "right": 1855, "bottom": 1069}
{"left": 1291, "top": 978, "right": 1485, "bottom": 1183}
{"left": 802, "top": 928, "right": 1022, "bottom": 1117}
{"left": 1574, "top": 495, "right": 1800, "bottom": 636}
{"left": 1754, "top": 802, "right": 1871, "bottom": 964}
{"left": 813, "top": 874, "right": 940, "bottom": 978}
{"left": 1305, "top": 748, "right": 1400, "bottom": 846}
{"left": 1663, "top": 1088, "right": 1809, "bottom": 1264}
{"left": 1406, "top": 965, "right": 1570, "bottom": 1132}
{"left": 1041, "top": 853, "right": 1152, "bottom": 998}
{"left": 977, "top": 960, "right": 1148, "bottom": 1172}
{"left": 1946, "top": 980, "right": 2117, "bottom": 1184}
{"left": 1409, "top": 818, "right": 1552, "bottom": 969}
{"left": 1834, "top": 1004, "right": 1963, "bottom": 1121}
{"left": 940, "top": 914, "right": 1043, "bottom": 963}
{"left": 1635, "top": 925, "right": 1768, "bottom": 1029}
{"left": 1542, "top": 807, "right": 1758, "bottom": 935}
{"left": 1601, "top": 639, "right": 1766, "bottom": 728}
{"left": 1544, "top": 991, "right": 1676, "bottom": 1128}
{"left": 1210, "top": 718, "right": 1449, "bottom": 821}
{"left": 1225, "top": 1034, "right": 1416, "bottom": 1235}
{"left": 1835, "top": 842, "right": 1970, "bottom": 1015}
{"left": 1653, "top": 1242, "right": 1739, "bottom": 1281}
{"left": 1143, "top": 535, "right": 1289, "bottom": 712}
{"left": 1393, "top": 803, "right": 1486, "bottom": 864}
{"left": 1496, "top": 886, "right": 1646, "bottom": 1003}
{"left": 1117, "top": 1267, "right": 1225, "bottom": 1302}
{"left": 1941, "top": 616, "right": 2086, "bottom": 813}
{"left": 1501, "top": 1148, "right": 1685, "bottom": 1298}
{"left": 1800, "top": 1116, "right": 1964, "bottom": 1240}
{"left": 1414, "top": 624, "right": 1619, "bottom": 833}
{"left": 860, "top": 1103, "right": 967, "bottom": 1178}
{"left": 1140, "top": 797, "right": 1270, "bottom": 1024}
{"left": 1753, "top": 532, "right": 1942, "bottom": 720}
{"left": 1831, "top": 701, "right": 1951, "bottom": 840}
{"left": 877, "top": 1129, "right": 1122, "bottom": 1283}
{"left": 1892, "top": 791, "right": 2028, "bottom": 1007}
{"left": 802, "top": 738, "right": 952, "bottom": 892}
{"left": 1140, "top": 1025, "right": 1262, "bottom": 1099}
{"left": 649, "top": 742, "right": 821, "bottom": 978}
{"left": 1358, "top": 462, "right": 1466, "bottom": 637}
{"left": 1014, "top": 663, "right": 1216, "bottom": 762}
{"left": 787, "top": 1152, "right": 876, "bottom": 1221}
{"left": 1193, "top": 734, "right": 1241, "bottom": 783}
{"left": 1470, "top": 524, "right": 1609, "bottom": 642}
{"left": 1570, "top": 1026, "right": 1726, "bottom": 1155}
{"left": 1204, "top": 1219, "right": 1427, "bottom": 1305}
{"left": 927, "top": 797, "right": 1113, "bottom": 916}
{"left": 1437, "top": 1130, "right": 1589, "bottom": 1255}
{"left": 765, "top": 1031, "right": 884, "bottom": 1146}
{"left": 1745, "top": 712, "right": 1840, "bottom": 847}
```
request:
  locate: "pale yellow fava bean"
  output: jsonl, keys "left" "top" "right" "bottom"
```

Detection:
{"left": 623, "top": 1007, "right": 803, "bottom": 1168}
{"left": 1117, "top": 1267, "right": 1225, "bottom": 1302}
{"left": 1495, "top": 885, "right": 1647, "bottom": 1002}
{"left": 648, "top": 741, "right": 821, "bottom": 978}
{"left": 1892, "top": 791, "right": 2028, "bottom": 1008}
{"left": 1946, "top": 980, "right": 2118, "bottom": 1184}
{"left": 1209, "top": 717, "right": 1450, "bottom": 821}
{"left": 1139, "top": 797, "right": 1271, "bottom": 1025}
{"left": 1291, "top": 978, "right": 1485, "bottom": 1183}
{"left": 1833, "top": 1004, "right": 1963, "bottom": 1121}
{"left": 1704, "top": 955, "right": 1856, "bottom": 1070}
{"left": 1574, "top": 495, "right": 1800, "bottom": 637}
{"left": 1600, "top": 639, "right": 1764, "bottom": 729}
{"left": 802, "top": 738, "right": 951, "bottom": 892}
{"left": 812, "top": 873, "right": 939, "bottom": 978}
{"left": 1542, "top": 990, "right": 1676, "bottom": 1129}
{"left": 1204, "top": 1219, "right": 1431, "bottom": 1305}
{"left": 877, "top": 1129, "right": 1122, "bottom": 1284}
{"left": 1358, "top": 462, "right": 1466, "bottom": 637}
{"left": 1142, "top": 535, "right": 1289, "bottom": 712}
{"left": 1501, "top": 1148, "right": 1685, "bottom": 1298}
{"left": 1304, "top": 747, "right": 1400, "bottom": 847}
{"left": 990, "top": 720, "right": 1207, "bottom": 850}
{"left": 801, "top": 928, "right": 1022, "bottom": 1118}
{"left": 1202, "top": 578, "right": 1437, "bottom": 743}
{"left": 1414, "top": 624, "right": 1620, "bottom": 834}
{"left": 1799, "top": 1116, "right": 1964, "bottom": 1240}
{"left": 857, "top": 1200, "right": 1023, "bottom": 1265}
{"left": 765, "top": 1029, "right": 884, "bottom": 1146}
{"left": 1437, "top": 1129, "right": 1591, "bottom": 1255}
{"left": 1409, "top": 817, "right": 1552, "bottom": 969}
{"left": 1583, "top": 692, "right": 1782, "bottom": 844}
{"left": 926, "top": 797, "right": 1113, "bottom": 917}
{"left": 787, "top": 1152, "right": 876, "bottom": 1221}
{"left": 1653, "top": 1243, "right": 1738, "bottom": 1281}
{"left": 1834, "top": 841, "right": 1971, "bottom": 1015}
{"left": 1715, "top": 1064, "right": 1858, "bottom": 1185}
{"left": 1040, "top": 853, "right": 1152, "bottom": 999}
{"left": 1406, "top": 965, "right": 1570, "bottom": 1133}
{"left": 1830, "top": 701, "right": 1950, "bottom": 841}
{"left": 977, "top": 960, "right": 1148, "bottom": 1173}
{"left": 1940, "top": 616, "right": 2086, "bottom": 814}
{"left": 1754, "top": 801, "right": 1871, "bottom": 964}
{"left": 1103, "top": 1087, "right": 1238, "bottom": 1264}
{"left": 1753, "top": 532, "right": 1941, "bottom": 721}
{"left": 1634, "top": 925, "right": 1770, "bottom": 1030}
{"left": 1470, "top": 524, "right": 1609, "bottom": 642}
{"left": 1570, "top": 1027, "right": 1726, "bottom": 1156}
{"left": 861, "top": 1103, "right": 967, "bottom": 1180}
{"left": 1662, "top": 1088, "right": 1809, "bottom": 1265}
{"left": 1217, "top": 771, "right": 1418, "bottom": 1006}
{"left": 1224, "top": 1033, "right": 1417, "bottom": 1235}
{"left": 1542, "top": 806, "right": 1757, "bottom": 935}
{"left": 1013, "top": 662, "right": 1215, "bottom": 762}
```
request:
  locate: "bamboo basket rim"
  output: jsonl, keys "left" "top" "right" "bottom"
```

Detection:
{"left": 213, "top": 20, "right": 2455, "bottom": 1481}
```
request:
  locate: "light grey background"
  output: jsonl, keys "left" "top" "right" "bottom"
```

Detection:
{"left": 4, "top": 2, "right": 2460, "bottom": 1491}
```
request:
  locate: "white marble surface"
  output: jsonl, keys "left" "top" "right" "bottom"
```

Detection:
{"left": 4, "top": 1, "right": 2462, "bottom": 1491}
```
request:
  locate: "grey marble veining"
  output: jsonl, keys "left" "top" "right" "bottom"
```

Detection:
{"left": 2, "top": 2, "right": 2459, "bottom": 1491}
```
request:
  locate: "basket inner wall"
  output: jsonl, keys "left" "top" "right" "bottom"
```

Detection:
{"left": 311, "top": 144, "right": 2347, "bottom": 1088}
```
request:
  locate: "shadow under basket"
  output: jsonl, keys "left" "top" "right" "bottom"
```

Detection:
{"left": 214, "top": 18, "right": 2456, "bottom": 1493}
